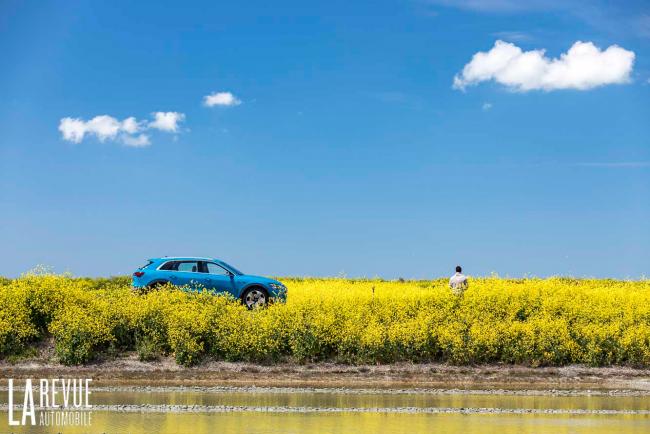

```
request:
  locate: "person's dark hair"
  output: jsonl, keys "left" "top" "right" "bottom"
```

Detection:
{"left": 455, "top": 265, "right": 462, "bottom": 273}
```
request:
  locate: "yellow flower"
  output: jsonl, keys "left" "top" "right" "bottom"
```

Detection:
{"left": 0, "top": 275, "right": 648, "bottom": 367}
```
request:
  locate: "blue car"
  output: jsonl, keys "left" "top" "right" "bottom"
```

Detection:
{"left": 132, "top": 257, "right": 287, "bottom": 308}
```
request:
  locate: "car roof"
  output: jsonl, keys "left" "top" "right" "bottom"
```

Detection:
{"left": 149, "top": 256, "right": 219, "bottom": 262}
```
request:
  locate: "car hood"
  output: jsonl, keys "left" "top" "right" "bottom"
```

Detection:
{"left": 237, "top": 275, "right": 282, "bottom": 285}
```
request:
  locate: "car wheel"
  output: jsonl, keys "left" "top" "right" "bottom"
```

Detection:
{"left": 144, "top": 281, "right": 168, "bottom": 293}
{"left": 241, "top": 287, "right": 268, "bottom": 309}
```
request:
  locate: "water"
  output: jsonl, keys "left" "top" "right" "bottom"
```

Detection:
{"left": 88, "top": 389, "right": 650, "bottom": 411}
{"left": 11, "top": 412, "right": 650, "bottom": 434}
{"left": 2, "top": 388, "right": 649, "bottom": 433}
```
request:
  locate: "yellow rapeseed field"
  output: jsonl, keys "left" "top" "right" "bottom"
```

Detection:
{"left": 0, "top": 274, "right": 648, "bottom": 367}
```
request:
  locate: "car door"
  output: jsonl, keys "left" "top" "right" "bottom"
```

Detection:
{"left": 201, "top": 261, "right": 235, "bottom": 296}
{"left": 174, "top": 261, "right": 206, "bottom": 290}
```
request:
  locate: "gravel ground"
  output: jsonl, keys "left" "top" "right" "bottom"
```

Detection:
{"left": 1, "top": 356, "right": 649, "bottom": 391}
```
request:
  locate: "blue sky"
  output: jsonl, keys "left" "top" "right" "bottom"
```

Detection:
{"left": 1, "top": 0, "right": 649, "bottom": 278}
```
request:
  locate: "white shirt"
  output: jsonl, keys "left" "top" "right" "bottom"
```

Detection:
{"left": 449, "top": 272, "right": 468, "bottom": 291}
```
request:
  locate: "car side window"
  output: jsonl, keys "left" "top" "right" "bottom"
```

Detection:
{"left": 159, "top": 261, "right": 178, "bottom": 271}
{"left": 177, "top": 261, "right": 199, "bottom": 273}
{"left": 206, "top": 262, "right": 230, "bottom": 275}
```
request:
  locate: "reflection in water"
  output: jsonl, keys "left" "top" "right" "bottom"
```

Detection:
{"left": 84, "top": 391, "right": 650, "bottom": 411}
{"left": 1, "top": 389, "right": 649, "bottom": 433}
{"left": 4, "top": 412, "right": 650, "bottom": 434}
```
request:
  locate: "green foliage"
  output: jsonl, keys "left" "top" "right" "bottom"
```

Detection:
{"left": 0, "top": 283, "right": 39, "bottom": 355}
{"left": 0, "top": 275, "right": 649, "bottom": 367}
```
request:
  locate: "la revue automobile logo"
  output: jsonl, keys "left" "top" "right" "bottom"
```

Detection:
{"left": 6, "top": 378, "right": 93, "bottom": 427}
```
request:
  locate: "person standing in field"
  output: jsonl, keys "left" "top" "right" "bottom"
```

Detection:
{"left": 449, "top": 265, "right": 468, "bottom": 296}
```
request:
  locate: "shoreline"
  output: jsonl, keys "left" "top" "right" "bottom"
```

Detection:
{"left": 1, "top": 404, "right": 649, "bottom": 415}
{"left": 2, "top": 356, "right": 649, "bottom": 391}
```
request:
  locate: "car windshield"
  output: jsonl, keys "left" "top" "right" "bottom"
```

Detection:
{"left": 219, "top": 261, "right": 243, "bottom": 275}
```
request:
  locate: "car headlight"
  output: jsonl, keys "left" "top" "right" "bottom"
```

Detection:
{"left": 269, "top": 283, "right": 285, "bottom": 291}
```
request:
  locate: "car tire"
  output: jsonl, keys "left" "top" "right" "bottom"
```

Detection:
{"left": 241, "top": 287, "right": 268, "bottom": 309}
{"left": 143, "top": 281, "right": 169, "bottom": 294}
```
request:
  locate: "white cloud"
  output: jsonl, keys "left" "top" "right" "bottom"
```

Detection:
{"left": 59, "top": 115, "right": 122, "bottom": 143}
{"left": 121, "top": 134, "right": 151, "bottom": 147}
{"left": 86, "top": 115, "right": 122, "bottom": 141}
{"left": 427, "top": 0, "right": 565, "bottom": 13}
{"left": 454, "top": 40, "right": 635, "bottom": 92}
{"left": 427, "top": 2, "right": 650, "bottom": 39}
{"left": 59, "top": 112, "right": 184, "bottom": 147}
{"left": 203, "top": 91, "right": 241, "bottom": 107}
{"left": 122, "top": 117, "right": 143, "bottom": 134}
{"left": 58, "top": 118, "right": 87, "bottom": 143}
{"left": 491, "top": 31, "right": 532, "bottom": 42}
{"left": 149, "top": 111, "right": 185, "bottom": 132}
{"left": 482, "top": 102, "right": 493, "bottom": 110}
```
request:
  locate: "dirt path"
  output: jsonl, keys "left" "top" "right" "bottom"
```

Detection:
{"left": 2, "top": 356, "right": 649, "bottom": 391}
